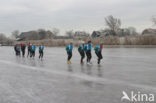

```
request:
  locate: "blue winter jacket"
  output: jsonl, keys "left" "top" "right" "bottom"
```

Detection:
{"left": 66, "top": 45, "right": 73, "bottom": 52}
{"left": 31, "top": 45, "right": 36, "bottom": 51}
{"left": 87, "top": 44, "right": 92, "bottom": 51}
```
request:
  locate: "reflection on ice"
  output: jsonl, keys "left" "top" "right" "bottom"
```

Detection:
{"left": 80, "top": 64, "right": 85, "bottom": 73}
{"left": 97, "top": 66, "right": 103, "bottom": 77}
{"left": 67, "top": 64, "right": 73, "bottom": 72}
{"left": 86, "top": 65, "right": 92, "bottom": 76}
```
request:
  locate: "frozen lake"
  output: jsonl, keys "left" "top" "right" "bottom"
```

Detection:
{"left": 0, "top": 46, "right": 156, "bottom": 103}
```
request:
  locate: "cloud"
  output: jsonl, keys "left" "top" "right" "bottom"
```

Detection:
{"left": 0, "top": 0, "right": 155, "bottom": 35}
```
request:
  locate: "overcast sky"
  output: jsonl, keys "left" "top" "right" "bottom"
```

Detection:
{"left": 0, "top": 0, "right": 156, "bottom": 35}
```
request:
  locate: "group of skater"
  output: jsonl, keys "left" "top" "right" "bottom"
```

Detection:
{"left": 66, "top": 40, "right": 103, "bottom": 66}
{"left": 14, "top": 40, "right": 103, "bottom": 66}
{"left": 14, "top": 43, "right": 44, "bottom": 59}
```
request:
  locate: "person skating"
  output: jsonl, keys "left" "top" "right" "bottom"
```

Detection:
{"left": 16, "top": 44, "right": 21, "bottom": 56}
{"left": 66, "top": 42, "right": 73, "bottom": 64}
{"left": 30, "top": 44, "right": 36, "bottom": 58}
{"left": 27, "top": 42, "right": 31, "bottom": 57}
{"left": 39, "top": 44, "right": 44, "bottom": 59}
{"left": 14, "top": 44, "right": 18, "bottom": 56}
{"left": 78, "top": 42, "right": 85, "bottom": 64}
{"left": 21, "top": 43, "right": 26, "bottom": 57}
{"left": 86, "top": 41, "right": 92, "bottom": 65}
{"left": 94, "top": 43, "right": 103, "bottom": 66}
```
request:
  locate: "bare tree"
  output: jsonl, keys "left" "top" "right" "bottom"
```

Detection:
{"left": 12, "top": 30, "right": 20, "bottom": 39}
{"left": 105, "top": 15, "right": 121, "bottom": 36}
{"left": 0, "top": 33, "right": 7, "bottom": 43}
{"left": 52, "top": 28, "right": 59, "bottom": 36}
{"left": 117, "top": 27, "right": 138, "bottom": 36}
{"left": 0, "top": 33, "right": 13, "bottom": 45}
{"left": 66, "top": 30, "right": 74, "bottom": 38}
{"left": 47, "top": 30, "right": 54, "bottom": 39}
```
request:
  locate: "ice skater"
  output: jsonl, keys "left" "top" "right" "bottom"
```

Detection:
{"left": 14, "top": 44, "right": 18, "bottom": 56}
{"left": 39, "top": 44, "right": 44, "bottom": 59}
{"left": 30, "top": 44, "right": 36, "bottom": 58}
{"left": 14, "top": 44, "right": 21, "bottom": 56}
{"left": 94, "top": 43, "right": 103, "bottom": 66}
{"left": 27, "top": 42, "right": 31, "bottom": 57}
{"left": 21, "top": 43, "right": 26, "bottom": 57}
{"left": 78, "top": 42, "right": 85, "bottom": 64}
{"left": 66, "top": 42, "right": 73, "bottom": 64}
{"left": 85, "top": 41, "right": 92, "bottom": 65}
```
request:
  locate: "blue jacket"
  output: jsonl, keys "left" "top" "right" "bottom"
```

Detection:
{"left": 39, "top": 46, "right": 44, "bottom": 51}
{"left": 78, "top": 44, "right": 84, "bottom": 52}
{"left": 87, "top": 44, "right": 92, "bottom": 51}
{"left": 66, "top": 45, "right": 73, "bottom": 52}
{"left": 84, "top": 44, "right": 87, "bottom": 52}
{"left": 94, "top": 45, "right": 103, "bottom": 53}
{"left": 31, "top": 45, "right": 36, "bottom": 51}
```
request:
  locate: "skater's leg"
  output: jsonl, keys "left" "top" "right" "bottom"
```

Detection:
{"left": 86, "top": 51, "right": 89, "bottom": 63}
{"left": 95, "top": 52, "right": 100, "bottom": 64}
{"left": 22, "top": 50, "right": 24, "bottom": 57}
{"left": 67, "top": 51, "right": 72, "bottom": 64}
{"left": 27, "top": 49, "right": 30, "bottom": 57}
{"left": 67, "top": 51, "right": 72, "bottom": 61}
{"left": 23, "top": 50, "right": 25, "bottom": 57}
{"left": 41, "top": 51, "right": 43, "bottom": 58}
{"left": 81, "top": 52, "right": 85, "bottom": 63}
{"left": 39, "top": 51, "right": 41, "bottom": 59}
{"left": 80, "top": 52, "right": 83, "bottom": 63}
{"left": 69, "top": 52, "right": 72, "bottom": 60}
{"left": 19, "top": 51, "right": 21, "bottom": 56}
{"left": 34, "top": 51, "right": 35, "bottom": 57}
{"left": 88, "top": 50, "right": 92, "bottom": 62}
{"left": 98, "top": 52, "right": 103, "bottom": 64}
{"left": 30, "top": 51, "right": 33, "bottom": 58}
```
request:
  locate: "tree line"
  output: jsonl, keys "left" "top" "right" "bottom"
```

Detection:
{"left": 0, "top": 33, "right": 13, "bottom": 45}
{"left": 0, "top": 15, "right": 156, "bottom": 45}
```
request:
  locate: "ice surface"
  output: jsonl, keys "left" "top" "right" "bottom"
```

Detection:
{"left": 0, "top": 47, "right": 156, "bottom": 103}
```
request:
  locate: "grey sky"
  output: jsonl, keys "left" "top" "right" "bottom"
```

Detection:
{"left": 0, "top": 0, "right": 156, "bottom": 35}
